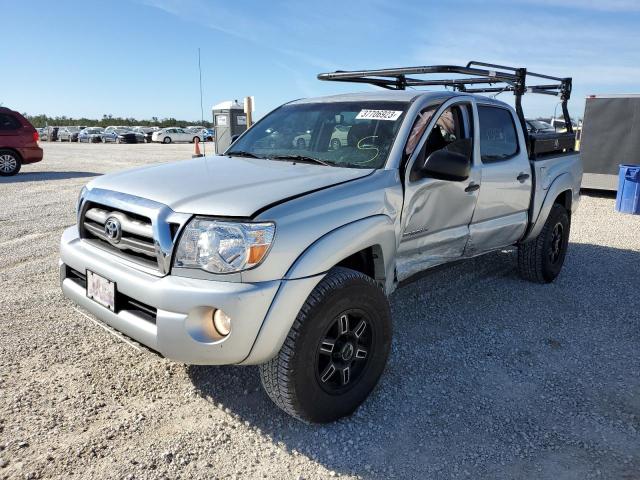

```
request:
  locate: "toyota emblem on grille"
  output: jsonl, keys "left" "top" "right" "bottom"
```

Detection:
{"left": 104, "top": 217, "right": 122, "bottom": 244}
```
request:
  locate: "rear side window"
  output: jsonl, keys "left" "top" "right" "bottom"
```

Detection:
{"left": 478, "top": 106, "right": 519, "bottom": 162}
{"left": 0, "top": 113, "right": 21, "bottom": 131}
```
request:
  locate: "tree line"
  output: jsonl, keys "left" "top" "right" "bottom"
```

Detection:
{"left": 24, "top": 114, "right": 213, "bottom": 129}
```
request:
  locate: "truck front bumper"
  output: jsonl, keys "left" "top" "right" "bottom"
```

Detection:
{"left": 60, "top": 226, "right": 284, "bottom": 365}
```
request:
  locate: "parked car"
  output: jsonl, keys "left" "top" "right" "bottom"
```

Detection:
{"left": 152, "top": 127, "right": 203, "bottom": 144}
{"left": 132, "top": 126, "right": 160, "bottom": 143}
{"left": 293, "top": 124, "right": 350, "bottom": 150}
{"left": 47, "top": 126, "right": 60, "bottom": 142}
{"left": 186, "top": 127, "right": 214, "bottom": 142}
{"left": 102, "top": 127, "right": 145, "bottom": 144}
{"left": 58, "top": 126, "right": 83, "bottom": 142}
{"left": 38, "top": 128, "right": 48, "bottom": 141}
{"left": 0, "top": 107, "right": 43, "bottom": 176}
{"left": 525, "top": 119, "right": 555, "bottom": 134}
{"left": 549, "top": 117, "right": 578, "bottom": 132}
{"left": 78, "top": 127, "right": 105, "bottom": 143}
{"left": 60, "top": 62, "right": 582, "bottom": 423}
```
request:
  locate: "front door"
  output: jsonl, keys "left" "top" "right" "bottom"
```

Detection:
{"left": 466, "top": 104, "right": 533, "bottom": 255}
{"left": 397, "top": 100, "right": 481, "bottom": 281}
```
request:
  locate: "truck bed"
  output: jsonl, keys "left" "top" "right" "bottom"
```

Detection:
{"left": 529, "top": 151, "right": 582, "bottom": 225}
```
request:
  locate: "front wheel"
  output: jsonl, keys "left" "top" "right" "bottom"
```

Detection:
{"left": 0, "top": 150, "right": 22, "bottom": 176}
{"left": 260, "top": 267, "right": 392, "bottom": 423}
{"left": 518, "top": 203, "right": 570, "bottom": 283}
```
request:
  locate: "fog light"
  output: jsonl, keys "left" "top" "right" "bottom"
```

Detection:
{"left": 213, "top": 309, "right": 231, "bottom": 336}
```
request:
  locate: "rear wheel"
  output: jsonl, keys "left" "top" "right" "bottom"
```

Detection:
{"left": 163, "top": 136, "right": 171, "bottom": 144}
{"left": 518, "top": 203, "right": 570, "bottom": 283}
{"left": 260, "top": 267, "right": 392, "bottom": 423}
{"left": 0, "top": 150, "right": 22, "bottom": 176}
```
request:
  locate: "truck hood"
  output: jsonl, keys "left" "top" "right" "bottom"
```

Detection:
{"left": 87, "top": 155, "right": 373, "bottom": 217}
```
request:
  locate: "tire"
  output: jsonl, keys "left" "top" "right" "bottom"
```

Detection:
{"left": 518, "top": 203, "right": 570, "bottom": 283}
{"left": 331, "top": 138, "right": 341, "bottom": 150}
{"left": 116, "top": 138, "right": 121, "bottom": 144}
{"left": 0, "top": 150, "right": 22, "bottom": 176}
{"left": 163, "top": 136, "right": 171, "bottom": 144}
{"left": 260, "top": 267, "right": 392, "bottom": 423}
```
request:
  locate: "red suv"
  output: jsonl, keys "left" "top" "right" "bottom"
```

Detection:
{"left": 0, "top": 107, "right": 43, "bottom": 176}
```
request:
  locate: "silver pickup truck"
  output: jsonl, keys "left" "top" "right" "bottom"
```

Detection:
{"left": 60, "top": 63, "right": 582, "bottom": 423}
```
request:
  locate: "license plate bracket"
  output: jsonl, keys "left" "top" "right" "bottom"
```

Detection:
{"left": 86, "top": 270, "right": 116, "bottom": 311}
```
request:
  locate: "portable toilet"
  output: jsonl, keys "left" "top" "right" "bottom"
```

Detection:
{"left": 212, "top": 100, "right": 247, "bottom": 154}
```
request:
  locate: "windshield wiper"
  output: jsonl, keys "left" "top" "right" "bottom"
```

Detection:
{"left": 227, "top": 150, "right": 263, "bottom": 159}
{"left": 269, "top": 154, "right": 334, "bottom": 167}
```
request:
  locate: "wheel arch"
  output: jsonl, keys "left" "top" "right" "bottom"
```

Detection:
{"left": 523, "top": 173, "right": 575, "bottom": 242}
{"left": 0, "top": 147, "right": 23, "bottom": 161}
{"left": 242, "top": 216, "right": 397, "bottom": 365}
{"left": 284, "top": 215, "right": 396, "bottom": 293}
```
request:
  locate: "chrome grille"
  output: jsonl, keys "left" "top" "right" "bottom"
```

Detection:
{"left": 78, "top": 190, "right": 192, "bottom": 276}
{"left": 84, "top": 207, "right": 156, "bottom": 257}
{"left": 81, "top": 205, "right": 159, "bottom": 271}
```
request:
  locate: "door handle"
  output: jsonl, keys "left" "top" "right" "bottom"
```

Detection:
{"left": 517, "top": 172, "right": 530, "bottom": 183}
{"left": 464, "top": 182, "right": 480, "bottom": 193}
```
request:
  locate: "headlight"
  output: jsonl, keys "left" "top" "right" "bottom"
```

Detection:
{"left": 174, "top": 219, "right": 275, "bottom": 273}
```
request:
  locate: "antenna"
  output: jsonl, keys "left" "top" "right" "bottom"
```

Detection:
{"left": 198, "top": 48, "right": 206, "bottom": 156}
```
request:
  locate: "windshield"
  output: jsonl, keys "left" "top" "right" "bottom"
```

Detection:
{"left": 228, "top": 101, "right": 409, "bottom": 169}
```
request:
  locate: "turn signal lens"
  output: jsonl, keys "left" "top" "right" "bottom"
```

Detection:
{"left": 213, "top": 309, "right": 231, "bottom": 336}
{"left": 248, "top": 244, "right": 269, "bottom": 265}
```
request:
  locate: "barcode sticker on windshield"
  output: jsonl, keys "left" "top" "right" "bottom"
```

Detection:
{"left": 356, "top": 109, "right": 403, "bottom": 121}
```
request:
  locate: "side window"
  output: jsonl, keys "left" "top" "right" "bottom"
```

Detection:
{"left": 478, "top": 106, "right": 519, "bottom": 163}
{"left": 410, "top": 104, "right": 473, "bottom": 181}
{"left": 0, "top": 114, "right": 21, "bottom": 131}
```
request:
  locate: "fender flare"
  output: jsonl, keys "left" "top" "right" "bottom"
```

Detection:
{"left": 240, "top": 215, "right": 397, "bottom": 365}
{"left": 285, "top": 214, "right": 396, "bottom": 291}
{"left": 523, "top": 172, "right": 574, "bottom": 242}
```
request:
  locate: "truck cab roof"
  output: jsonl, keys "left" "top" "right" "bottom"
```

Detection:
{"left": 288, "top": 90, "right": 512, "bottom": 109}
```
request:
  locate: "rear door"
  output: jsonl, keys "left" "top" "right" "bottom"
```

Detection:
{"left": 176, "top": 128, "right": 190, "bottom": 142}
{"left": 466, "top": 104, "right": 532, "bottom": 255}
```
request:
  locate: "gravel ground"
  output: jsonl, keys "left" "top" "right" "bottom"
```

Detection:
{"left": 1, "top": 142, "right": 639, "bottom": 480}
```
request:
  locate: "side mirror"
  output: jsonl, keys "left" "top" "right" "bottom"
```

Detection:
{"left": 230, "top": 134, "right": 240, "bottom": 143}
{"left": 421, "top": 149, "right": 471, "bottom": 181}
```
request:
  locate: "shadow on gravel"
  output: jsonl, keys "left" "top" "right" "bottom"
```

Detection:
{"left": 188, "top": 242, "right": 640, "bottom": 479}
{"left": 580, "top": 188, "right": 617, "bottom": 200}
{"left": 0, "top": 171, "right": 100, "bottom": 183}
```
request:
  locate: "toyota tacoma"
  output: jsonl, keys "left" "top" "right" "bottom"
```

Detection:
{"left": 60, "top": 62, "right": 582, "bottom": 422}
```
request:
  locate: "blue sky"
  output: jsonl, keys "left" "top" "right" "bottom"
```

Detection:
{"left": 1, "top": 0, "right": 639, "bottom": 121}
